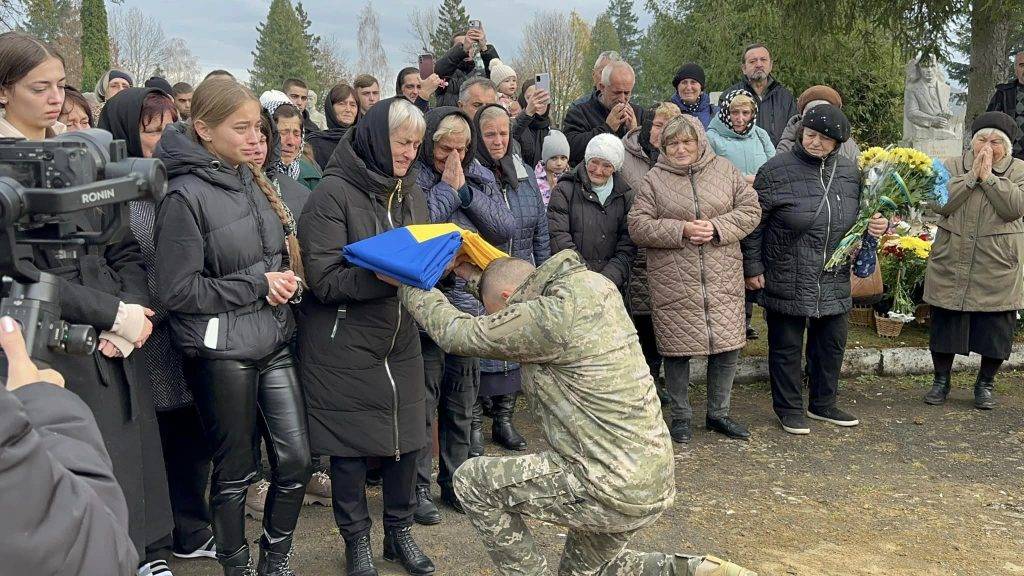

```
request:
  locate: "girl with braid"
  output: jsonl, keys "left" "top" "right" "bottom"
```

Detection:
{"left": 153, "top": 76, "right": 311, "bottom": 576}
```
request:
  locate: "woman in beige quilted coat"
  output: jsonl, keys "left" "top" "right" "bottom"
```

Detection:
{"left": 628, "top": 115, "right": 760, "bottom": 444}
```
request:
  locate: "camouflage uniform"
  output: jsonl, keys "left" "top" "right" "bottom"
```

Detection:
{"left": 399, "top": 250, "right": 720, "bottom": 575}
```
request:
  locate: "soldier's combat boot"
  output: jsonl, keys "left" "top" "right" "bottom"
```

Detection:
{"left": 685, "top": 554, "right": 758, "bottom": 575}
{"left": 491, "top": 394, "right": 527, "bottom": 451}
{"left": 923, "top": 372, "right": 951, "bottom": 405}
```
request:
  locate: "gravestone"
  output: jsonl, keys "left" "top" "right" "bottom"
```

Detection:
{"left": 902, "top": 55, "right": 963, "bottom": 158}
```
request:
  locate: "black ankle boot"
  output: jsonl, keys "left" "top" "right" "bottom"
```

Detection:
{"left": 221, "top": 545, "right": 255, "bottom": 576}
{"left": 383, "top": 526, "right": 435, "bottom": 575}
{"left": 469, "top": 398, "right": 485, "bottom": 458}
{"left": 344, "top": 534, "right": 378, "bottom": 576}
{"left": 256, "top": 536, "right": 295, "bottom": 576}
{"left": 924, "top": 372, "right": 951, "bottom": 405}
{"left": 974, "top": 375, "right": 996, "bottom": 410}
{"left": 491, "top": 394, "right": 527, "bottom": 451}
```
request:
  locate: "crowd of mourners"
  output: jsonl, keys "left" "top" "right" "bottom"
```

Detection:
{"left": 1, "top": 21, "right": 1023, "bottom": 576}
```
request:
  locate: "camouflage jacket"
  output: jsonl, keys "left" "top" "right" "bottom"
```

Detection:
{"left": 399, "top": 250, "right": 675, "bottom": 517}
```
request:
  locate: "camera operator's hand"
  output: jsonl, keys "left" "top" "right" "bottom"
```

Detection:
{"left": 266, "top": 271, "right": 299, "bottom": 306}
{"left": 2, "top": 316, "right": 65, "bottom": 390}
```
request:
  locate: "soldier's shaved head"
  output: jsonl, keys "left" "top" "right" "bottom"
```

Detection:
{"left": 480, "top": 257, "right": 536, "bottom": 313}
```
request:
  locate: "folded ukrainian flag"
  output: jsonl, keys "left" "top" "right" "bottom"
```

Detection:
{"left": 343, "top": 224, "right": 508, "bottom": 290}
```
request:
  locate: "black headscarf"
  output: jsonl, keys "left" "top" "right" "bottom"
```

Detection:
{"left": 353, "top": 97, "right": 401, "bottom": 178}
{"left": 473, "top": 103, "right": 518, "bottom": 190}
{"left": 259, "top": 108, "right": 284, "bottom": 175}
{"left": 325, "top": 87, "right": 355, "bottom": 131}
{"left": 396, "top": 67, "right": 418, "bottom": 97}
{"left": 517, "top": 77, "right": 537, "bottom": 111}
{"left": 638, "top": 104, "right": 660, "bottom": 166}
{"left": 97, "top": 87, "right": 167, "bottom": 158}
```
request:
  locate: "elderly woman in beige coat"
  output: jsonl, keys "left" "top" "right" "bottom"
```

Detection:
{"left": 923, "top": 111, "right": 1024, "bottom": 410}
{"left": 628, "top": 115, "right": 760, "bottom": 445}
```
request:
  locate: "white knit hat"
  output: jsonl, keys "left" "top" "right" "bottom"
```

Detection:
{"left": 584, "top": 133, "right": 625, "bottom": 171}
{"left": 542, "top": 130, "right": 570, "bottom": 163}
{"left": 489, "top": 59, "right": 517, "bottom": 88}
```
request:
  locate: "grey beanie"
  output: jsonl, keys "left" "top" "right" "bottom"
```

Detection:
{"left": 542, "top": 130, "right": 570, "bottom": 163}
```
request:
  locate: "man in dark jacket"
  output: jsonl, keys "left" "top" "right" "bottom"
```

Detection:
{"left": 726, "top": 43, "right": 798, "bottom": 147}
{"left": 570, "top": 50, "right": 623, "bottom": 107}
{"left": 413, "top": 106, "right": 515, "bottom": 521}
{"left": 986, "top": 51, "right": 1024, "bottom": 160}
{"left": 435, "top": 25, "right": 501, "bottom": 108}
{"left": 562, "top": 61, "right": 648, "bottom": 165}
{"left": 0, "top": 317, "right": 138, "bottom": 575}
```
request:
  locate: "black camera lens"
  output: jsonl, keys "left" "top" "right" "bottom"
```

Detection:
{"left": 63, "top": 323, "right": 97, "bottom": 355}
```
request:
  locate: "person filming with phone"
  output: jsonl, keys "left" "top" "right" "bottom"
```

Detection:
{"left": 434, "top": 20, "right": 502, "bottom": 108}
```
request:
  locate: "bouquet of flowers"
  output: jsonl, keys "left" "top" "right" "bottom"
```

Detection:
{"left": 824, "top": 146, "right": 939, "bottom": 271}
{"left": 879, "top": 230, "right": 932, "bottom": 322}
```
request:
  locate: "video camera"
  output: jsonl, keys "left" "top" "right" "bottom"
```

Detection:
{"left": 0, "top": 129, "right": 166, "bottom": 367}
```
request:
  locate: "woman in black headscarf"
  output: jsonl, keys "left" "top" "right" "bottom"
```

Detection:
{"left": 297, "top": 98, "right": 436, "bottom": 575}
{"left": 95, "top": 87, "right": 183, "bottom": 573}
{"left": 307, "top": 82, "right": 360, "bottom": 170}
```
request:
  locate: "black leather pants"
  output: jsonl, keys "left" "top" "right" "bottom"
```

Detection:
{"left": 188, "top": 346, "right": 312, "bottom": 560}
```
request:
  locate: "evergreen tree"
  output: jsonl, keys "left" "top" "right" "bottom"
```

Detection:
{"left": 23, "top": 0, "right": 71, "bottom": 44}
{"left": 249, "top": 0, "right": 317, "bottom": 95}
{"left": 606, "top": 0, "right": 640, "bottom": 65}
{"left": 80, "top": 0, "right": 110, "bottom": 92}
{"left": 580, "top": 12, "right": 621, "bottom": 90}
{"left": 430, "top": 0, "right": 470, "bottom": 58}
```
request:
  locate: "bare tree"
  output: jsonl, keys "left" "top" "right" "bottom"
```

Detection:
{"left": 355, "top": 1, "right": 392, "bottom": 95}
{"left": 108, "top": 5, "right": 168, "bottom": 82}
{"left": 161, "top": 37, "right": 201, "bottom": 85}
{"left": 314, "top": 34, "right": 352, "bottom": 92}
{"left": 403, "top": 6, "right": 438, "bottom": 61}
{"left": 511, "top": 10, "right": 591, "bottom": 125}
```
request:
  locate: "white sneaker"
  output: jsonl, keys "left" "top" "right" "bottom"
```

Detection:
{"left": 172, "top": 535, "right": 217, "bottom": 560}
{"left": 138, "top": 559, "right": 173, "bottom": 576}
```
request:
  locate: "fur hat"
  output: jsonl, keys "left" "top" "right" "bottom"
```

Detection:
{"left": 797, "top": 85, "right": 843, "bottom": 114}
{"left": 584, "top": 133, "right": 625, "bottom": 171}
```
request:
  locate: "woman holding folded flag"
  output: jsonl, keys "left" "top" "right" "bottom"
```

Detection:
{"left": 297, "top": 97, "right": 437, "bottom": 576}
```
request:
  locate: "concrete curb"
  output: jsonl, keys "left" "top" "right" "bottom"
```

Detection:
{"left": 686, "top": 344, "right": 1024, "bottom": 385}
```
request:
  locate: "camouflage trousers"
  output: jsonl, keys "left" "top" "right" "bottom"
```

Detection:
{"left": 454, "top": 451, "right": 704, "bottom": 576}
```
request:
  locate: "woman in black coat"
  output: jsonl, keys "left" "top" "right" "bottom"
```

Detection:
{"left": 307, "top": 82, "right": 359, "bottom": 170}
{"left": 296, "top": 98, "right": 436, "bottom": 576}
{"left": 742, "top": 104, "right": 887, "bottom": 436}
{"left": 98, "top": 87, "right": 214, "bottom": 562}
{"left": 1, "top": 33, "right": 175, "bottom": 573}
{"left": 547, "top": 132, "right": 637, "bottom": 291}
{"left": 153, "top": 77, "right": 311, "bottom": 575}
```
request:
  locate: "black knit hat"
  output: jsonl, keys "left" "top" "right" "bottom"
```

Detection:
{"left": 971, "top": 111, "right": 1019, "bottom": 140}
{"left": 144, "top": 76, "right": 173, "bottom": 95}
{"left": 108, "top": 70, "right": 134, "bottom": 86}
{"left": 801, "top": 103, "right": 851, "bottom": 143}
{"left": 672, "top": 63, "right": 706, "bottom": 90}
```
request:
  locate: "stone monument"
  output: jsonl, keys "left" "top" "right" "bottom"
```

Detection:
{"left": 308, "top": 89, "right": 328, "bottom": 131}
{"left": 903, "top": 55, "right": 963, "bottom": 158}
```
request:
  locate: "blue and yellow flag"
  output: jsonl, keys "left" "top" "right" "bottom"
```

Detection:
{"left": 343, "top": 224, "right": 508, "bottom": 290}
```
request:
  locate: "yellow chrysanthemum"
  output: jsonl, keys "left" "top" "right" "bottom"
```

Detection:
{"left": 858, "top": 147, "right": 889, "bottom": 170}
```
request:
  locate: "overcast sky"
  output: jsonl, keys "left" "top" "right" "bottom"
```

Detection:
{"left": 118, "top": 0, "right": 653, "bottom": 84}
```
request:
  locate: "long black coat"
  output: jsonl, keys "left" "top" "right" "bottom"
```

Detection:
{"left": 32, "top": 206, "right": 172, "bottom": 558}
{"left": 741, "top": 142, "right": 861, "bottom": 318}
{"left": 297, "top": 130, "right": 428, "bottom": 458}
{"left": 547, "top": 163, "right": 636, "bottom": 290}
